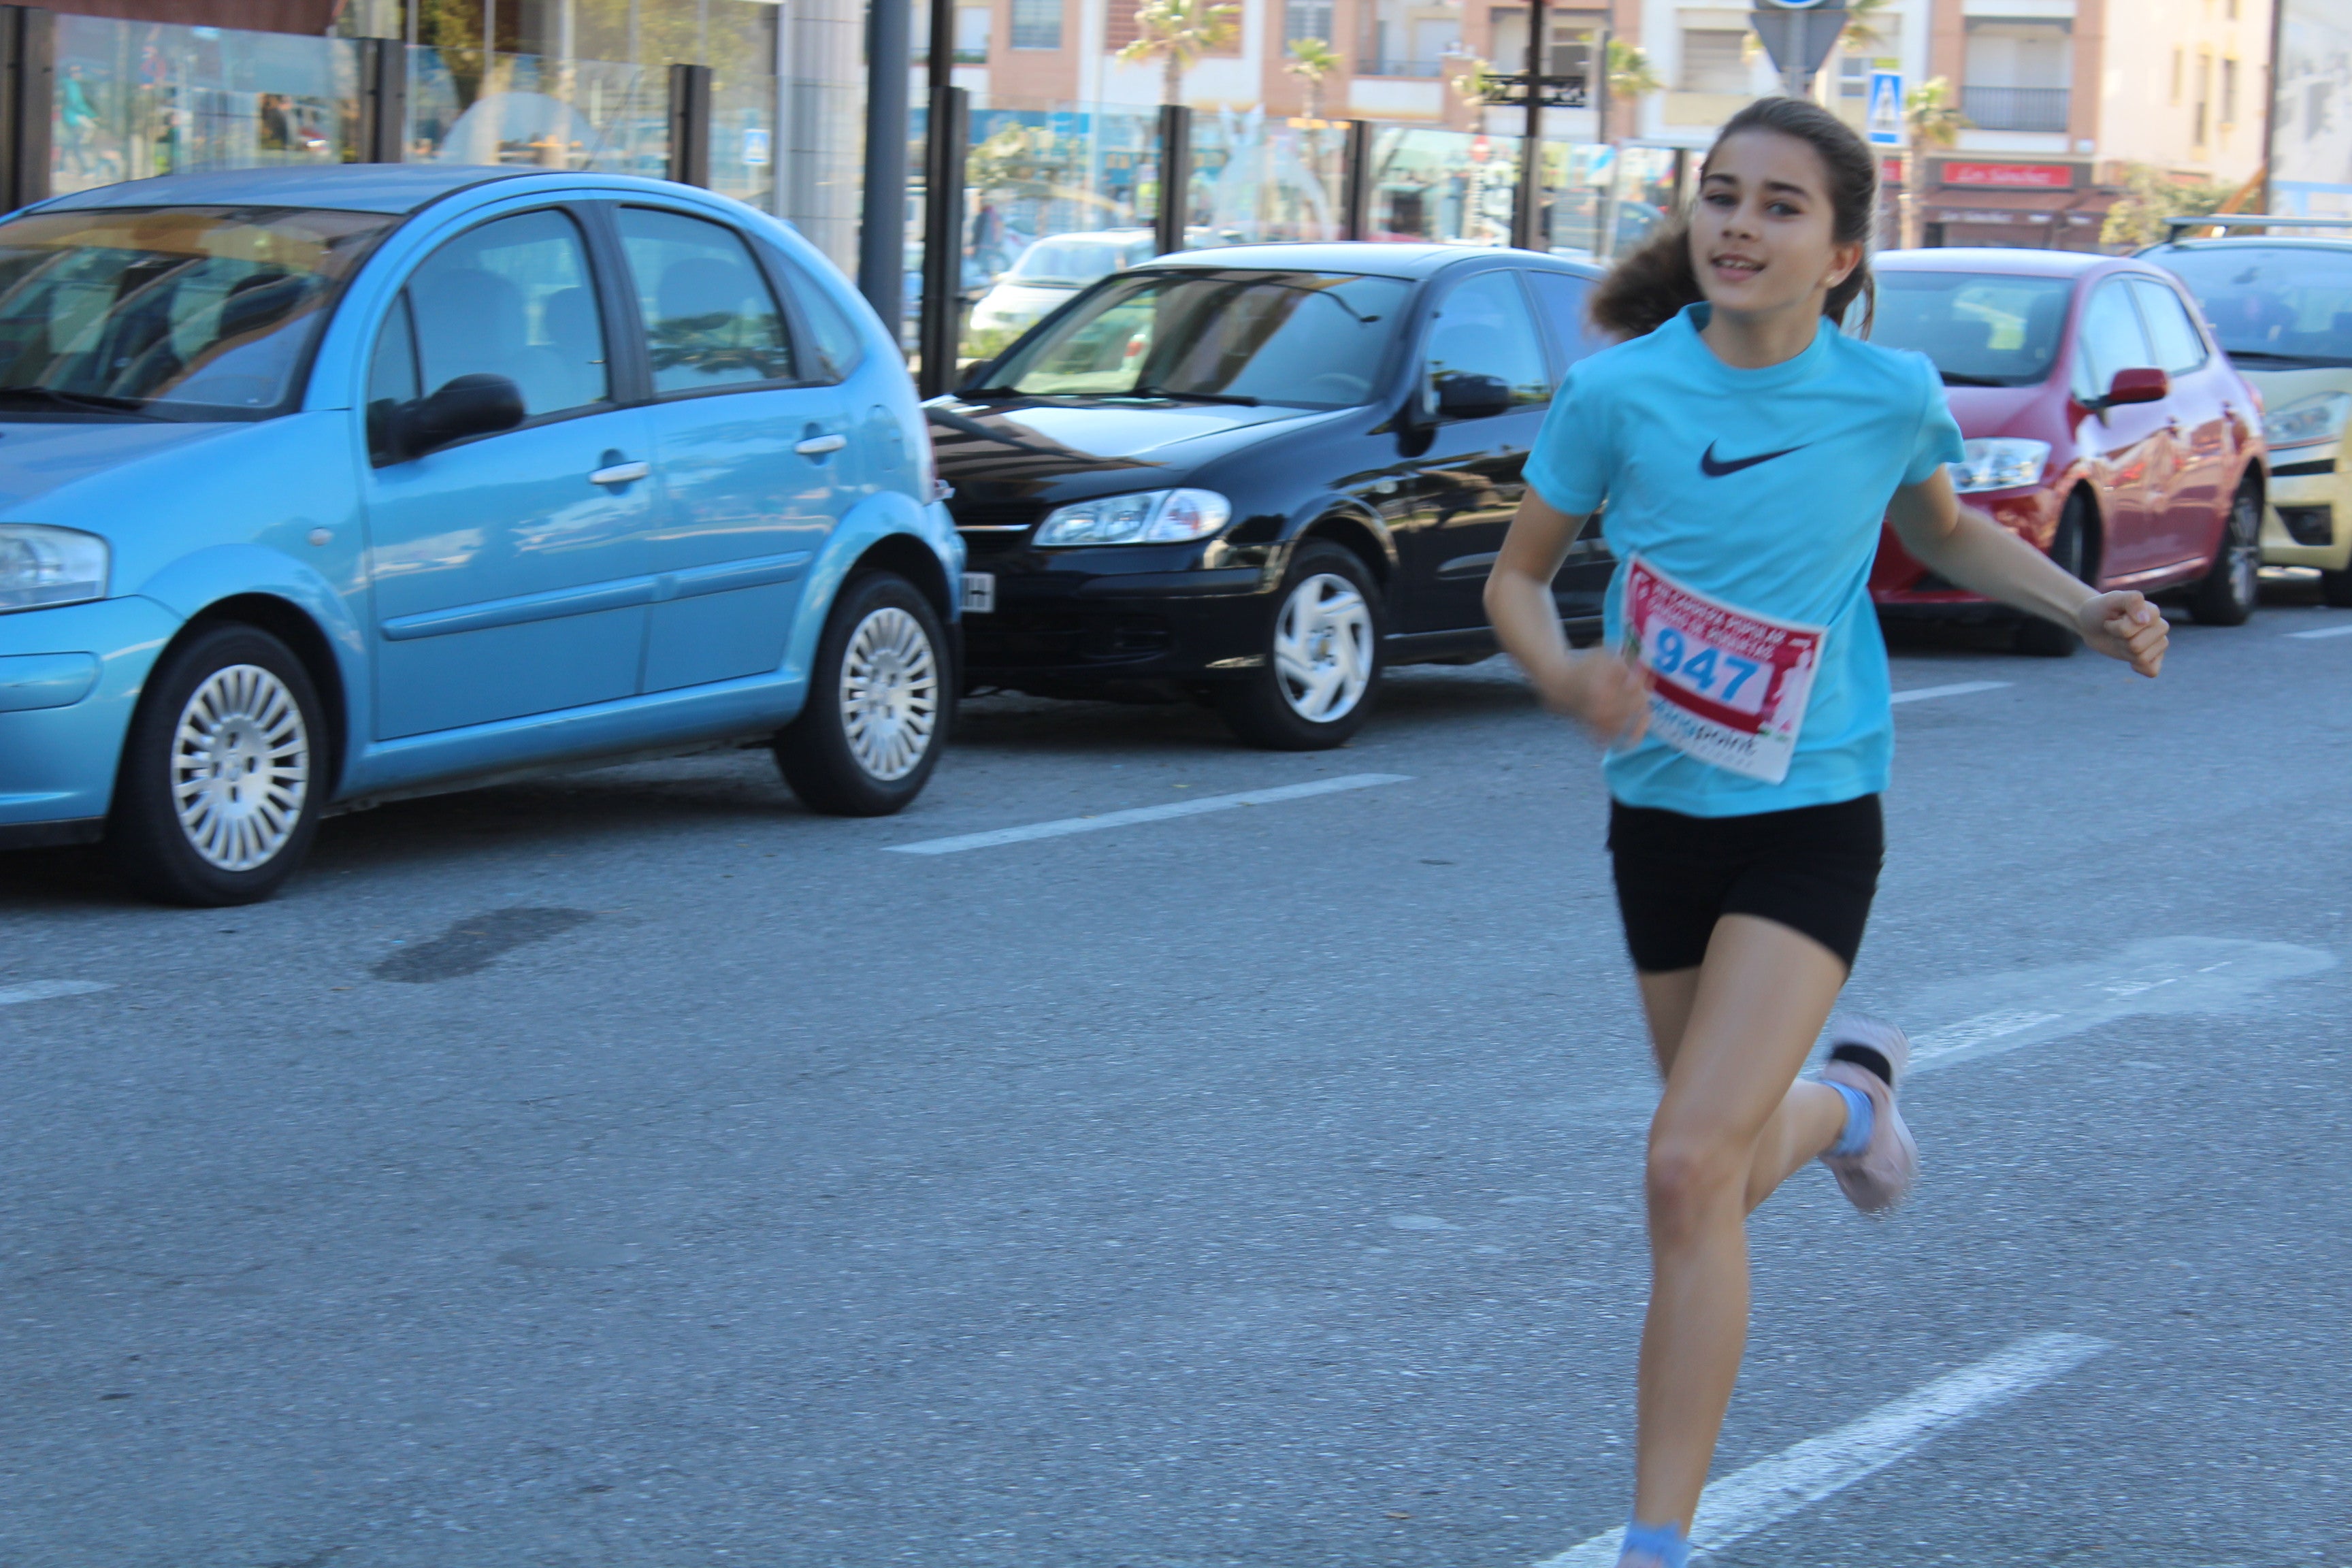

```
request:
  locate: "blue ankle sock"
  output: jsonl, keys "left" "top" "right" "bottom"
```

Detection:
{"left": 1827, "top": 1080, "right": 1874, "bottom": 1158}
{"left": 1620, "top": 1519, "right": 1691, "bottom": 1568}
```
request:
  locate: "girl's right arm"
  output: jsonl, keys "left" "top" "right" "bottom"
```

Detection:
{"left": 1485, "top": 491, "right": 1652, "bottom": 745}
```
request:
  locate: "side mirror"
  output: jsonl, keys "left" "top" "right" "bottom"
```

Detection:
{"left": 2100, "top": 366, "right": 2170, "bottom": 409}
{"left": 1434, "top": 372, "right": 1513, "bottom": 421}
{"left": 385, "top": 373, "right": 525, "bottom": 461}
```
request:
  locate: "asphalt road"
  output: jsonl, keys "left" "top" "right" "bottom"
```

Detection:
{"left": 3, "top": 578, "right": 2349, "bottom": 1568}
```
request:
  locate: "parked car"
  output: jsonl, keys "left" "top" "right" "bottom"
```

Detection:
{"left": 930, "top": 243, "right": 1608, "bottom": 748}
{"left": 0, "top": 164, "right": 961, "bottom": 906}
{"left": 2140, "top": 225, "right": 2352, "bottom": 605}
{"left": 966, "top": 229, "right": 1159, "bottom": 340}
{"left": 1865, "top": 248, "right": 2269, "bottom": 651}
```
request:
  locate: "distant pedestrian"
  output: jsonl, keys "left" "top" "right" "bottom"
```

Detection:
{"left": 1483, "top": 96, "right": 2167, "bottom": 1568}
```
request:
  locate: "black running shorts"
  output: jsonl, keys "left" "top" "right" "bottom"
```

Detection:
{"left": 1606, "top": 794, "right": 1884, "bottom": 973}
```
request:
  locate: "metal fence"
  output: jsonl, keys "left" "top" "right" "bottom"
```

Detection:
{"left": 1960, "top": 84, "right": 2070, "bottom": 133}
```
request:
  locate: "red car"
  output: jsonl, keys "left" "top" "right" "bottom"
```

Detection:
{"left": 1865, "top": 248, "right": 2268, "bottom": 652}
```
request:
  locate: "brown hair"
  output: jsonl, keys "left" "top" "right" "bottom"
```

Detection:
{"left": 1588, "top": 96, "right": 1879, "bottom": 340}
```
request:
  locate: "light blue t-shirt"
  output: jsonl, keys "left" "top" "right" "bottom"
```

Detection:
{"left": 1523, "top": 302, "right": 1965, "bottom": 817}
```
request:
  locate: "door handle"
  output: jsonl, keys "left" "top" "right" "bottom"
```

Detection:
{"left": 795, "top": 434, "right": 848, "bottom": 457}
{"left": 589, "top": 459, "right": 650, "bottom": 485}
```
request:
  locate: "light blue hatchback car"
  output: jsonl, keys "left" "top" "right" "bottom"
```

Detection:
{"left": 0, "top": 164, "right": 961, "bottom": 905}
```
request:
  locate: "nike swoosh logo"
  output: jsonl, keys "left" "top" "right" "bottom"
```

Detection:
{"left": 1699, "top": 440, "right": 1806, "bottom": 476}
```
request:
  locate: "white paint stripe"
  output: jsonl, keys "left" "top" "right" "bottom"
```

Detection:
{"left": 884, "top": 773, "right": 1412, "bottom": 855}
{"left": 0, "top": 980, "right": 110, "bottom": 1007}
{"left": 1889, "top": 680, "right": 2011, "bottom": 704}
{"left": 2285, "top": 624, "right": 2352, "bottom": 640}
{"left": 1533, "top": 1333, "right": 2106, "bottom": 1568}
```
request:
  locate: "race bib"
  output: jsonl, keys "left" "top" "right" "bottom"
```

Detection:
{"left": 1620, "top": 555, "right": 1828, "bottom": 785}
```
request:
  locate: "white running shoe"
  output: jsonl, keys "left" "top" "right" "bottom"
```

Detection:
{"left": 1817, "top": 1015, "right": 1918, "bottom": 1214}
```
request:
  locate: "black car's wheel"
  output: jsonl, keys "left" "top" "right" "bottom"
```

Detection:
{"left": 108, "top": 623, "right": 326, "bottom": 907}
{"left": 2321, "top": 568, "right": 2352, "bottom": 609}
{"left": 2187, "top": 480, "right": 2261, "bottom": 626}
{"left": 1215, "top": 540, "right": 1384, "bottom": 751}
{"left": 2014, "top": 499, "right": 2093, "bottom": 657}
{"left": 774, "top": 570, "right": 950, "bottom": 815}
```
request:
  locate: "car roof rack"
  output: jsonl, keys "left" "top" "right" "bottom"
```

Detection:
{"left": 2163, "top": 214, "right": 2352, "bottom": 234}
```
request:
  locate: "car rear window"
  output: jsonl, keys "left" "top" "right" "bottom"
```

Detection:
{"left": 2153, "top": 244, "right": 2352, "bottom": 368}
{"left": 1867, "top": 271, "right": 2074, "bottom": 387}
{"left": 0, "top": 204, "right": 395, "bottom": 419}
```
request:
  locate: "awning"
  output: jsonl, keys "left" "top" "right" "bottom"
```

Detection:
{"left": 1923, "top": 186, "right": 2115, "bottom": 225}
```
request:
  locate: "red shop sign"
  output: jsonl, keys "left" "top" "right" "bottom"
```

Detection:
{"left": 1943, "top": 162, "right": 2072, "bottom": 189}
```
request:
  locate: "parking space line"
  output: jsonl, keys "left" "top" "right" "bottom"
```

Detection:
{"left": 1531, "top": 1333, "right": 2106, "bottom": 1568}
{"left": 0, "top": 981, "right": 111, "bottom": 1007}
{"left": 1890, "top": 680, "right": 2011, "bottom": 705}
{"left": 2285, "top": 624, "right": 2352, "bottom": 640}
{"left": 883, "top": 773, "right": 1413, "bottom": 855}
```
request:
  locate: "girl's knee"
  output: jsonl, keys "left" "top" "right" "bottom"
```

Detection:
{"left": 1644, "top": 1137, "right": 1748, "bottom": 1226}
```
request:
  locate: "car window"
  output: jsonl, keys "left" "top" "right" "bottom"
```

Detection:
{"left": 2151, "top": 244, "right": 2352, "bottom": 367}
{"left": 764, "top": 244, "right": 863, "bottom": 382}
{"left": 1424, "top": 270, "right": 1552, "bottom": 410}
{"left": 615, "top": 206, "right": 795, "bottom": 395}
{"left": 2073, "top": 280, "right": 2155, "bottom": 402}
{"left": 1869, "top": 271, "right": 2074, "bottom": 387}
{"left": 2129, "top": 278, "right": 2208, "bottom": 376}
{"left": 1523, "top": 270, "right": 1607, "bottom": 374}
{"left": 365, "top": 292, "right": 418, "bottom": 465}
{"left": 406, "top": 208, "right": 607, "bottom": 419}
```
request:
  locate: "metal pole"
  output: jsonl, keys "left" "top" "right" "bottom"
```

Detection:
{"left": 666, "top": 62, "right": 711, "bottom": 185}
{"left": 2259, "top": 0, "right": 2284, "bottom": 220}
{"left": 1154, "top": 103, "right": 1192, "bottom": 255}
{"left": 360, "top": 36, "right": 408, "bottom": 163}
{"left": 1512, "top": 0, "right": 1545, "bottom": 250}
{"left": 917, "top": 83, "right": 968, "bottom": 397}
{"left": 858, "top": 0, "right": 913, "bottom": 331}
{"left": 1341, "top": 118, "right": 1373, "bottom": 241}
{"left": 0, "top": 7, "right": 51, "bottom": 213}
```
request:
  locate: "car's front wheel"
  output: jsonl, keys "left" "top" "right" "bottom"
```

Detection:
{"left": 108, "top": 623, "right": 326, "bottom": 906}
{"left": 774, "top": 570, "right": 950, "bottom": 815}
{"left": 2321, "top": 568, "right": 2352, "bottom": 609}
{"left": 1215, "top": 540, "right": 1384, "bottom": 751}
{"left": 2188, "top": 480, "right": 2261, "bottom": 626}
{"left": 2015, "top": 498, "right": 2091, "bottom": 657}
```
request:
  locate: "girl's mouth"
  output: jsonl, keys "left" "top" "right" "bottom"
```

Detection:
{"left": 1710, "top": 255, "right": 1764, "bottom": 278}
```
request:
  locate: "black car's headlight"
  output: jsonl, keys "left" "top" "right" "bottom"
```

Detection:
{"left": 1034, "top": 488, "right": 1232, "bottom": 546}
{"left": 0, "top": 525, "right": 108, "bottom": 612}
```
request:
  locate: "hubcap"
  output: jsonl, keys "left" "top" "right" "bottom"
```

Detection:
{"left": 2230, "top": 493, "right": 2260, "bottom": 606}
{"left": 1273, "top": 572, "right": 1374, "bottom": 723}
{"left": 840, "top": 606, "right": 938, "bottom": 781}
{"left": 171, "top": 663, "right": 309, "bottom": 872}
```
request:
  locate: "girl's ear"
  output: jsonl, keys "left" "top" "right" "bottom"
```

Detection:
{"left": 1824, "top": 238, "right": 1865, "bottom": 291}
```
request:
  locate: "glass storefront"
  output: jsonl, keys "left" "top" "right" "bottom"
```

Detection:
{"left": 1365, "top": 127, "right": 1520, "bottom": 246}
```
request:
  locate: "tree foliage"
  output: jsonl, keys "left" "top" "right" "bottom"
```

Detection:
{"left": 2101, "top": 163, "right": 2232, "bottom": 248}
{"left": 1116, "top": 0, "right": 1241, "bottom": 106}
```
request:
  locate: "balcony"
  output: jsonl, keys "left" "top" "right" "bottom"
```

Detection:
{"left": 1360, "top": 55, "right": 1445, "bottom": 78}
{"left": 1961, "top": 84, "right": 2070, "bottom": 133}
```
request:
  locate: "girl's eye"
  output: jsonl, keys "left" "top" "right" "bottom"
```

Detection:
{"left": 1767, "top": 201, "right": 1799, "bottom": 216}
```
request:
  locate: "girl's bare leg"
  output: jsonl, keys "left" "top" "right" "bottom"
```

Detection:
{"left": 1626, "top": 914, "right": 1852, "bottom": 1531}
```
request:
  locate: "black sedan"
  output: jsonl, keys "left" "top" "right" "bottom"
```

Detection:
{"left": 931, "top": 243, "right": 1611, "bottom": 748}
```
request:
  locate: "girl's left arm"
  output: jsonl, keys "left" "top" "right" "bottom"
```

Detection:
{"left": 1885, "top": 468, "right": 2168, "bottom": 677}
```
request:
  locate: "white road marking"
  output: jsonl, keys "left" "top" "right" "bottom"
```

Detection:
{"left": 1533, "top": 1333, "right": 2106, "bottom": 1568}
{"left": 1889, "top": 680, "right": 2011, "bottom": 704}
{"left": 883, "top": 773, "right": 1412, "bottom": 855}
{"left": 1889, "top": 936, "right": 2335, "bottom": 1075}
{"left": 0, "top": 980, "right": 111, "bottom": 1007}
{"left": 2284, "top": 624, "right": 2352, "bottom": 640}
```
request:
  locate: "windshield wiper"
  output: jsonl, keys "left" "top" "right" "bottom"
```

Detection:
{"left": 0, "top": 386, "right": 166, "bottom": 419}
{"left": 2224, "top": 349, "right": 2351, "bottom": 367}
{"left": 954, "top": 385, "right": 1028, "bottom": 399}
{"left": 1937, "top": 371, "right": 2010, "bottom": 387}
{"left": 1122, "top": 385, "right": 1260, "bottom": 406}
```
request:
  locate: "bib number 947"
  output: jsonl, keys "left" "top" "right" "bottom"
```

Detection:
{"left": 1621, "top": 555, "right": 1827, "bottom": 785}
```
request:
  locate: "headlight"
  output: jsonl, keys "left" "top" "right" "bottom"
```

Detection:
{"left": 0, "top": 525, "right": 108, "bottom": 612}
{"left": 1948, "top": 438, "right": 2051, "bottom": 493}
{"left": 1034, "top": 488, "right": 1232, "bottom": 546}
{"left": 2263, "top": 391, "right": 2351, "bottom": 449}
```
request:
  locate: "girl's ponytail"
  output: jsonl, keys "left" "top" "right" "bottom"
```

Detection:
{"left": 1586, "top": 95, "right": 1880, "bottom": 340}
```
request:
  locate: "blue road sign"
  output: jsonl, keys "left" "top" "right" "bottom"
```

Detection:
{"left": 1867, "top": 69, "right": 1904, "bottom": 145}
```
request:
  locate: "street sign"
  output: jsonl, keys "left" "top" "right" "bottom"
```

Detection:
{"left": 1867, "top": 69, "right": 1903, "bottom": 145}
{"left": 1750, "top": 3, "right": 1846, "bottom": 86}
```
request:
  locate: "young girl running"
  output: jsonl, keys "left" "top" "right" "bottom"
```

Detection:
{"left": 1484, "top": 98, "right": 2168, "bottom": 1568}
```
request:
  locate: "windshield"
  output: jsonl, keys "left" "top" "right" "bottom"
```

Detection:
{"left": 1009, "top": 236, "right": 1147, "bottom": 287}
{"left": 1867, "top": 271, "right": 2074, "bottom": 387}
{"left": 0, "top": 205, "right": 395, "bottom": 419}
{"left": 2153, "top": 245, "right": 2352, "bottom": 366}
{"left": 983, "top": 270, "right": 1410, "bottom": 408}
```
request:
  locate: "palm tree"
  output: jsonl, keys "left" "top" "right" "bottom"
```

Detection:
{"left": 1285, "top": 37, "right": 1341, "bottom": 120}
{"left": 1840, "top": 0, "right": 1893, "bottom": 53}
{"left": 1605, "top": 38, "right": 1661, "bottom": 110}
{"left": 1898, "top": 76, "right": 1970, "bottom": 248}
{"left": 1117, "top": 0, "right": 1241, "bottom": 107}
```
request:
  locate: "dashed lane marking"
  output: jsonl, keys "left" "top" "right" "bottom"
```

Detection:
{"left": 883, "top": 773, "right": 1413, "bottom": 856}
{"left": 0, "top": 981, "right": 111, "bottom": 1007}
{"left": 1889, "top": 680, "right": 2011, "bottom": 704}
{"left": 2284, "top": 624, "right": 2352, "bottom": 640}
{"left": 1533, "top": 1333, "right": 2107, "bottom": 1568}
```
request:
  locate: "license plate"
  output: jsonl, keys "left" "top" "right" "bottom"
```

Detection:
{"left": 961, "top": 571, "right": 995, "bottom": 614}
